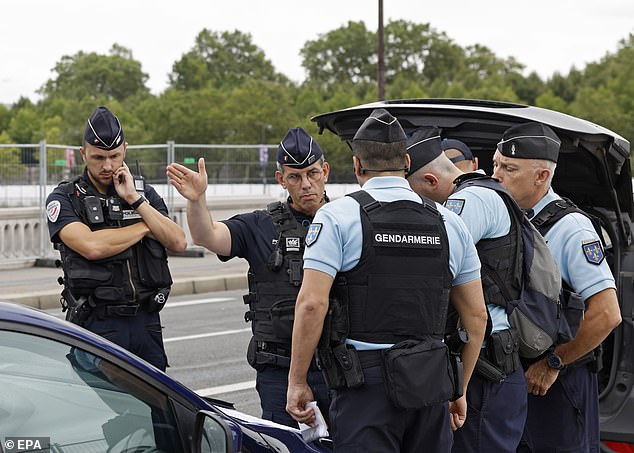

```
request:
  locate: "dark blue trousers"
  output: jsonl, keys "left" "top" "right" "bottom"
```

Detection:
{"left": 453, "top": 368, "right": 527, "bottom": 452}
{"left": 329, "top": 365, "right": 452, "bottom": 453}
{"left": 519, "top": 365, "right": 599, "bottom": 453}
{"left": 256, "top": 365, "right": 331, "bottom": 428}
{"left": 85, "top": 311, "right": 167, "bottom": 371}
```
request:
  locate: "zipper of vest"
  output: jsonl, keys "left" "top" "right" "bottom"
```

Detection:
{"left": 126, "top": 258, "right": 136, "bottom": 302}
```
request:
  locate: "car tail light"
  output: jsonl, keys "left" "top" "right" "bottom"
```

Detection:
{"left": 604, "top": 441, "right": 634, "bottom": 453}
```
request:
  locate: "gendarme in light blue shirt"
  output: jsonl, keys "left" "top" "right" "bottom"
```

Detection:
{"left": 304, "top": 176, "right": 481, "bottom": 350}
{"left": 529, "top": 189, "right": 615, "bottom": 301}
{"left": 446, "top": 184, "right": 512, "bottom": 332}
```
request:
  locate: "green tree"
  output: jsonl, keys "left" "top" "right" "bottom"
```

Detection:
{"left": 39, "top": 44, "right": 150, "bottom": 102}
{"left": 300, "top": 21, "right": 375, "bottom": 89}
{"left": 169, "top": 29, "right": 287, "bottom": 90}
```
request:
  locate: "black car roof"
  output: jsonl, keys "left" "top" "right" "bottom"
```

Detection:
{"left": 312, "top": 98, "right": 632, "bottom": 219}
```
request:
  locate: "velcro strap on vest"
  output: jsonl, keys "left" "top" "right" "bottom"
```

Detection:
{"left": 244, "top": 309, "right": 270, "bottom": 322}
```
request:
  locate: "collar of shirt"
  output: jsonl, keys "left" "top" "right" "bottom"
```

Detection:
{"left": 361, "top": 175, "right": 413, "bottom": 192}
{"left": 529, "top": 188, "right": 559, "bottom": 220}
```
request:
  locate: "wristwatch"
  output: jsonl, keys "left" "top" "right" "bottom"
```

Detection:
{"left": 130, "top": 195, "right": 146, "bottom": 210}
{"left": 547, "top": 351, "right": 566, "bottom": 370}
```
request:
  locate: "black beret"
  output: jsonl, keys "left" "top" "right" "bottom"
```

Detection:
{"left": 277, "top": 127, "right": 324, "bottom": 168}
{"left": 442, "top": 139, "right": 473, "bottom": 162}
{"left": 353, "top": 108, "right": 406, "bottom": 143}
{"left": 405, "top": 126, "right": 442, "bottom": 177}
{"left": 84, "top": 106, "right": 124, "bottom": 151}
{"left": 497, "top": 122, "right": 561, "bottom": 163}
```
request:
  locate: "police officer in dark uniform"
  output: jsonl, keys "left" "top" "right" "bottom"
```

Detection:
{"left": 286, "top": 109, "right": 488, "bottom": 452}
{"left": 492, "top": 122, "right": 622, "bottom": 452}
{"left": 46, "top": 106, "right": 187, "bottom": 371}
{"left": 166, "top": 127, "right": 331, "bottom": 428}
{"left": 406, "top": 126, "right": 528, "bottom": 452}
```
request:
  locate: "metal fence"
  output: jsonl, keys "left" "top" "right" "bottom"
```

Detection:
{"left": 0, "top": 141, "right": 285, "bottom": 208}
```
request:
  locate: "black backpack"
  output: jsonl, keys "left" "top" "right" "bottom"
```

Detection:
{"left": 453, "top": 175, "right": 569, "bottom": 359}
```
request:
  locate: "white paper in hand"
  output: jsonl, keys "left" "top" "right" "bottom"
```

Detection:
{"left": 299, "top": 401, "right": 329, "bottom": 442}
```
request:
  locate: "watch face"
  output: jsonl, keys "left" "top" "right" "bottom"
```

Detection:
{"left": 548, "top": 353, "right": 564, "bottom": 369}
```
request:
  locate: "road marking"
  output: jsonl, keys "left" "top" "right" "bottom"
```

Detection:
{"left": 164, "top": 297, "right": 235, "bottom": 308}
{"left": 163, "top": 327, "right": 250, "bottom": 343}
{"left": 196, "top": 380, "right": 256, "bottom": 396}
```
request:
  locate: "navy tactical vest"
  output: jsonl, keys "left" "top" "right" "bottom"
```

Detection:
{"left": 333, "top": 190, "right": 452, "bottom": 344}
{"left": 57, "top": 176, "right": 172, "bottom": 305}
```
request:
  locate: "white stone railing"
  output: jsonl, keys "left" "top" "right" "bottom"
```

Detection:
{"left": 0, "top": 196, "right": 280, "bottom": 268}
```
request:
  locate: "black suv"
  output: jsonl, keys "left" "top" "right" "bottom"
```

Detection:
{"left": 312, "top": 99, "right": 633, "bottom": 452}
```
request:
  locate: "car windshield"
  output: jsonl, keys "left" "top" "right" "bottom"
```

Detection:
{"left": 0, "top": 330, "right": 181, "bottom": 453}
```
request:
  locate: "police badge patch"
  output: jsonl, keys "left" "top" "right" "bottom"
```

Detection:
{"left": 286, "top": 237, "right": 301, "bottom": 252}
{"left": 305, "top": 223, "right": 322, "bottom": 247}
{"left": 46, "top": 200, "right": 61, "bottom": 222}
{"left": 444, "top": 199, "right": 465, "bottom": 215}
{"left": 582, "top": 240, "right": 605, "bottom": 265}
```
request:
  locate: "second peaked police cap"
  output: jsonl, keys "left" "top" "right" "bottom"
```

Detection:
{"left": 406, "top": 126, "right": 443, "bottom": 177}
{"left": 277, "top": 127, "right": 324, "bottom": 168}
{"left": 84, "top": 106, "right": 124, "bottom": 151}
{"left": 497, "top": 122, "right": 561, "bottom": 163}
{"left": 353, "top": 108, "right": 406, "bottom": 143}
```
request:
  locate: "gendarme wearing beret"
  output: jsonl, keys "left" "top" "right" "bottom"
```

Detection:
{"left": 497, "top": 122, "right": 561, "bottom": 163}
{"left": 84, "top": 106, "right": 124, "bottom": 151}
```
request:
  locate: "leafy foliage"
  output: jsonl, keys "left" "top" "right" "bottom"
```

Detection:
{"left": 2, "top": 25, "right": 634, "bottom": 178}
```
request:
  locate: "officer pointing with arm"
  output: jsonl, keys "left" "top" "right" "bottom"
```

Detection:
{"left": 166, "top": 127, "right": 331, "bottom": 428}
{"left": 286, "top": 109, "right": 487, "bottom": 452}
{"left": 406, "top": 126, "right": 528, "bottom": 452}
{"left": 492, "top": 122, "right": 622, "bottom": 452}
{"left": 46, "top": 106, "right": 187, "bottom": 371}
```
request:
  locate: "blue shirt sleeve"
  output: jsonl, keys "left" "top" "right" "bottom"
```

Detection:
{"left": 303, "top": 197, "right": 361, "bottom": 277}
{"left": 544, "top": 212, "right": 616, "bottom": 301}
{"left": 447, "top": 186, "right": 510, "bottom": 242}
{"left": 220, "top": 210, "right": 276, "bottom": 268}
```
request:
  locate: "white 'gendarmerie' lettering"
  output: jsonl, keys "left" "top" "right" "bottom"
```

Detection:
{"left": 374, "top": 233, "right": 441, "bottom": 245}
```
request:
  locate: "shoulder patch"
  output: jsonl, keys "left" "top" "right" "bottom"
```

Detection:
{"left": 582, "top": 240, "right": 604, "bottom": 265}
{"left": 445, "top": 199, "right": 465, "bottom": 215}
{"left": 46, "top": 200, "right": 61, "bottom": 223}
{"left": 305, "top": 223, "right": 322, "bottom": 247}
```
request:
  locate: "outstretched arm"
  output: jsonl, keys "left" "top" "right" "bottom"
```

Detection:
{"left": 167, "top": 158, "right": 232, "bottom": 256}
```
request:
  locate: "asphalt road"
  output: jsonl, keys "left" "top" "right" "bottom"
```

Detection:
{"left": 46, "top": 287, "right": 264, "bottom": 420}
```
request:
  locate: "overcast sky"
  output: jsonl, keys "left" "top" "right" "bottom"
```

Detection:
{"left": 1, "top": 0, "right": 633, "bottom": 105}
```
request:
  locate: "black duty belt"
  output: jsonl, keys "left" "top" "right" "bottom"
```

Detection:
{"left": 93, "top": 304, "right": 140, "bottom": 318}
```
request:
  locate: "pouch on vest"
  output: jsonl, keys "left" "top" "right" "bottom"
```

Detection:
{"left": 487, "top": 328, "right": 521, "bottom": 375}
{"left": 381, "top": 339, "right": 455, "bottom": 409}
{"left": 135, "top": 238, "right": 173, "bottom": 288}
{"left": 65, "top": 255, "right": 114, "bottom": 296}
{"left": 270, "top": 298, "right": 296, "bottom": 341}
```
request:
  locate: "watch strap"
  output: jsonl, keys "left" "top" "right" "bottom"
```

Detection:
{"left": 130, "top": 195, "right": 146, "bottom": 210}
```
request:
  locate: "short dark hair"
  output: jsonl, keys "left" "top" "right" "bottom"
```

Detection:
{"left": 352, "top": 139, "right": 407, "bottom": 170}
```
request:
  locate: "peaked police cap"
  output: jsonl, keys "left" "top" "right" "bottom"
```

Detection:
{"left": 406, "top": 126, "right": 442, "bottom": 177}
{"left": 277, "top": 127, "right": 324, "bottom": 168}
{"left": 497, "top": 122, "right": 561, "bottom": 163}
{"left": 84, "top": 106, "right": 124, "bottom": 151}
{"left": 353, "top": 108, "right": 406, "bottom": 143}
